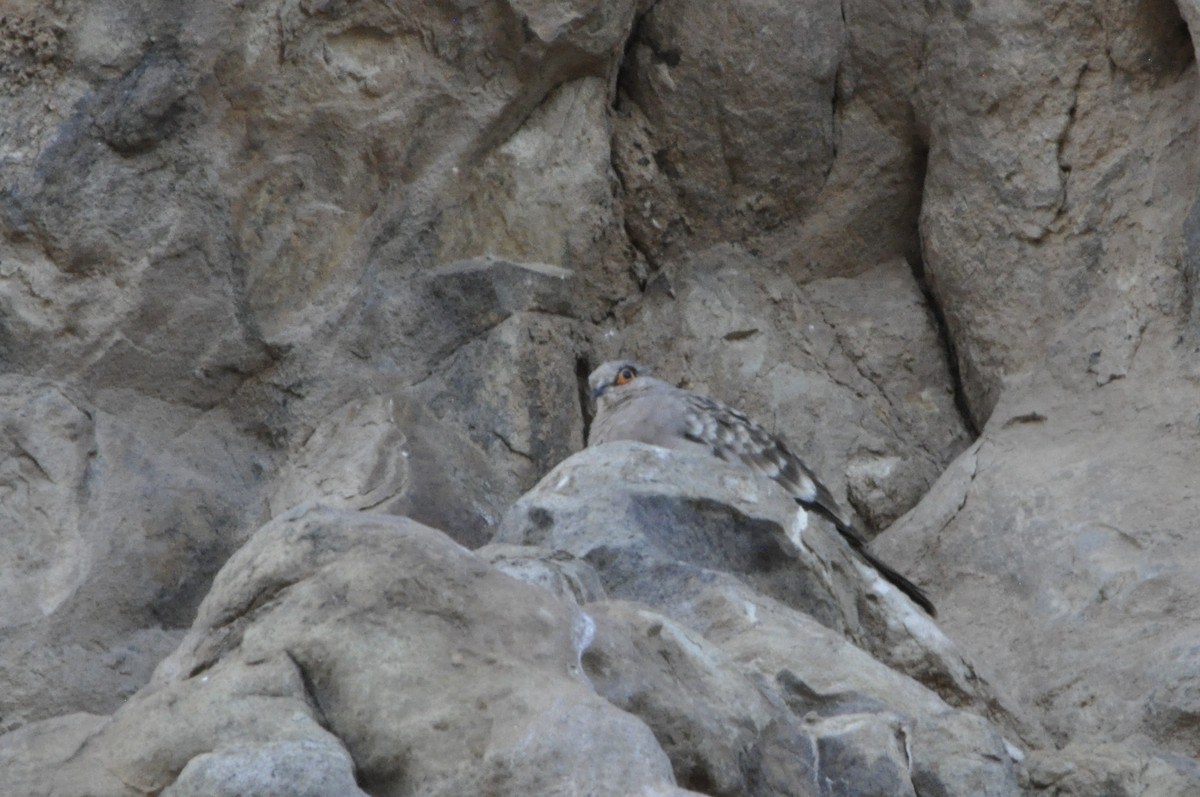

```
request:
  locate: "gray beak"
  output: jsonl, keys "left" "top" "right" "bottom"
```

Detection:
{"left": 590, "top": 384, "right": 606, "bottom": 400}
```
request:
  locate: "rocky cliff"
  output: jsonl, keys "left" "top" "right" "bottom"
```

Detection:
{"left": 2, "top": 0, "right": 1199, "bottom": 795}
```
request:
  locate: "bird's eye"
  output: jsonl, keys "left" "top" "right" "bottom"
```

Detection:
{"left": 615, "top": 366, "right": 637, "bottom": 386}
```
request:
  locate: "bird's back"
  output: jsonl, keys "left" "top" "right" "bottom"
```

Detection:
{"left": 590, "top": 378, "right": 710, "bottom": 454}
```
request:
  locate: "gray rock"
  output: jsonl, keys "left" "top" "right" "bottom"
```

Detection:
{"left": 1026, "top": 743, "right": 1200, "bottom": 797}
{"left": 618, "top": 0, "right": 842, "bottom": 245}
{"left": 269, "top": 392, "right": 505, "bottom": 547}
{"left": 339, "top": 255, "right": 585, "bottom": 495}
{"left": 94, "top": 52, "right": 193, "bottom": 154}
{"left": 582, "top": 601, "right": 777, "bottom": 794}
{"left": 496, "top": 440, "right": 857, "bottom": 627}
{"left": 434, "top": 78, "right": 637, "bottom": 278}
{"left": 875, "top": 353, "right": 1200, "bottom": 754}
{"left": 0, "top": 376, "right": 264, "bottom": 727}
{"left": 162, "top": 738, "right": 368, "bottom": 797}
{"left": 479, "top": 543, "right": 609, "bottom": 605}
{"left": 0, "top": 713, "right": 130, "bottom": 797}
{"left": 6, "top": 505, "right": 699, "bottom": 797}
{"left": 400, "top": 259, "right": 585, "bottom": 490}
{"left": 807, "top": 712, "right": 918, "bottom": 797}
{"left": 3, "top": 0, "right": 1200, "bottom": 791}
{"left": 915, "top": 0, "right": 1196, "bottom": 423}
{"left": 579, "top": 597, "right": 1024, "bottom": 797}
{"left": 495, "top": 440, "right": 1012, "bottom": 726}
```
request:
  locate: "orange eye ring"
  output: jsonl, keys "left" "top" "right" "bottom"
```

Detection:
{"left": 615, "top": 367, "right": 637, "bottom": 386}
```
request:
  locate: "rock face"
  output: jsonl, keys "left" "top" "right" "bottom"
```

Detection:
{"left": 2, "top": 503, "right": 1025, "bottom": 797}
{"left": 2, "top": 0, "right": 1200, "bottom": 794}
{"left": 1, "top": 506, "right": 694, "bottom": 797}
{"left": 491, "top": 442, "right": 1014, "bottom": 730}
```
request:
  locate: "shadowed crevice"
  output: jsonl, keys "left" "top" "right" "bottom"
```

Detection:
{"left": 907, "top": 250, "right": 979, "bottom": 439}
{"left": 909, "top": 140, "right": 980, "bottom": 438}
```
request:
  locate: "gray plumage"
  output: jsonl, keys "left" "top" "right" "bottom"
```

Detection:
{"left": 587, "top": 360, "right": 936, "bottom": 617}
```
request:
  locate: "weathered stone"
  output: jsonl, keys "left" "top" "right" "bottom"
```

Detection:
{"left": 479, "top": 543, "right": 608, "bottom": 604}
{"left": 617, "top": 0, "right": 843, "bottom": 246}
{"left": 512, "top": 562, "right": 1024, "bottom": 797}
{"left": 2, "top": 0, "right": 1200, "bottom": 790}
{"left": 333, "top": 256, "right": 585, "bottom": 494}
{"left": 582, "top": 601, "right": 777, "bottom": 794}
{"left": 495, "top": 441, "right": 856, "bottom": 628}
{"left": 907, "top": 710, "right": 1024, "bottom": 797}
{"left": 915, "top": 0, "right": 1199, "bottom": 424}
{"left": 0, "top": 376, "right": 264, "bottom": 727}
{"left": 435, "top": 78, "right": 635, "bottom": 276}
{"left": 7, "top": 506, "right": 702, "bottom": 797}
{"left": 0, "top": 713, "right": 129, "bottom": 797}
{"left": 407, "top": 309, "right": 583, "bottom": 493}
{"left": 807, "top": 713, "right": 917, "bottom": 797}
{"left": 269, "top": 392, "right": 504, "bottom": 546}
{"left": 876, "top": 342, "right": 1200, "bottom": 753}
{"left": 162, "top": 738, "right": 368, "bottom": 797}
{"left": 93, "top": 52, "right": 193, "bottom": 154}
{"left": 1026, "top": 743, "right": 1200, "bottom": 797}
{"left": 496, "top": 441, "right": 1025, "bottom": 738}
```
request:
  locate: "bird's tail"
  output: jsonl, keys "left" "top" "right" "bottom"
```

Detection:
{"left": 845, "top": 537, "right": 937, "bottom": 618}
{"left": 801, "top": 499, "right": 937, "bottom": 617}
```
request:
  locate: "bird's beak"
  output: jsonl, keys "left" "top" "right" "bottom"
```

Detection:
{"left": 590, "top": 384, "right": 606, "bottom": 400}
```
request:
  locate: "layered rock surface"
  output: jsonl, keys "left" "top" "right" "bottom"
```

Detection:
{"left": 4, "top": 497, "right": 1025, "bottom": 797}
{"left": 2, "top": 0, "right": 1200, "bottom": 794}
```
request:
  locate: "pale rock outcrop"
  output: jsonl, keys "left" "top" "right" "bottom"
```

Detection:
{"left": 493, "top": 442, "right": 1029, "bottom": 738}
{"left": 916, "top": 0, "right": 1197, "bottom": 423}
{"left": 0, "top": 506, "right": 698, "bottom": 797}
{"left": 2, "top": 0, "right": 1200, "bottom": 793}
{"left": 875, "top": 341, "right": 1200, "bottom": 755}
{"left": 1, "top": 496, "right": 1029, "bottom": 797}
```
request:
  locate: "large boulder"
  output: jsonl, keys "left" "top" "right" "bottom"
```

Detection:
{"left": 492, "top": 442, "right": 1033, "bottom": 740}
{"left": 0, "top": 506, "right": 697, "bottom": 797}
{"left": 876, "top": 341, "right": 1200, "bottom": 756}
{"left": 1, "top": 500, "right": 1031, "bottom": 797}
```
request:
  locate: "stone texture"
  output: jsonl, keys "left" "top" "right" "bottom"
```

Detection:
{"left": 875, "top": 338, "right": 1200, "bottom": 755}
{"left": 268, "top": 392, "right": 505, "bottom": 547}
{"left": 3, "top": 504, "right": 1033, "bottom": 797}
{"left": 1026, "top": 743, "right": 1200, "bottom": 797}
{"left": 1, "top": 506, "right": 699, "bottom": 797}
{"left": 493, "top": 449, "right": 1028, "bottom": 796}
{"left": 581, "top": 601, "right": 778, "bottom": 794}
{"left": 616, "top": 0, "right": 843, "bottom": 249}
{"left": 0, "top": 375, "right": 264, "bottom": 729}
{"left": 915, "top": 0, "right": 1198, "bottom": 425}
{"left": 495, "top": 442, "right": 1028, "bottom": 741}
{"left": 2, "top": 0, "right": 1200, "bottom": 792}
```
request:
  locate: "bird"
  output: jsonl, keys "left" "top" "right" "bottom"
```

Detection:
{"left": 586, "top": 360, "right": 936, "bottom": 617}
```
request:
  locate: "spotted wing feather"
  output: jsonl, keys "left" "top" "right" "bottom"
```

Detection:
{"left": 680, "top": 393, "right": 850, "bottom": 527}
{"left": 678, "top": 392, "right": 936, "bottom": 616}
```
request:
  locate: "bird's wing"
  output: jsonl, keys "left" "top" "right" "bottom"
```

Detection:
{"left": 677, "top": 392, "right": 854, "bottom": 529}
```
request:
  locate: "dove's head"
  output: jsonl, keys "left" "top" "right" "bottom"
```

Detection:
{"left": 588, "top": 360, "right": 647, "bottom": 405}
